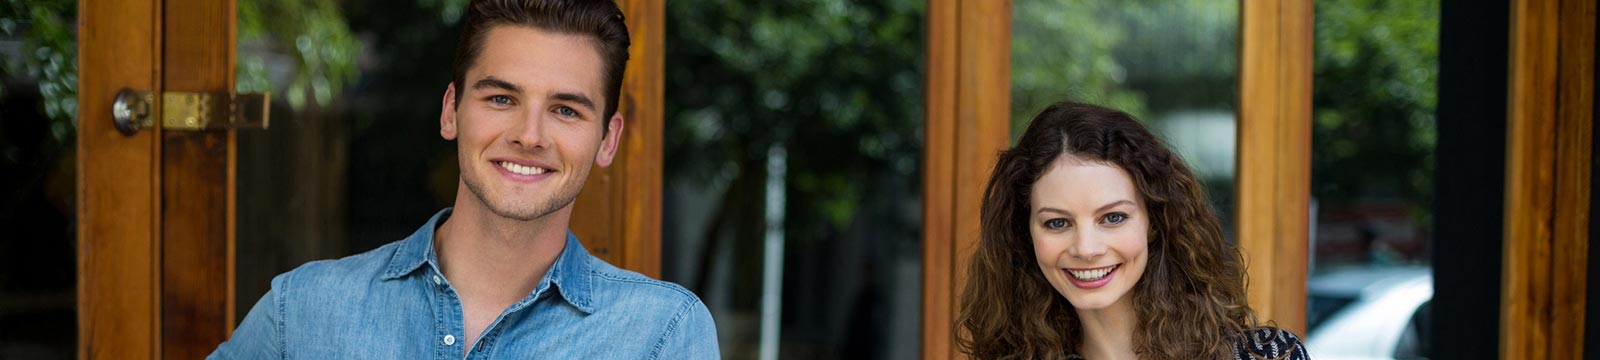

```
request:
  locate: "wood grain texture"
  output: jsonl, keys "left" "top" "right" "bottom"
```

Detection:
{"left": 1551, "top": 0, "right": 1593, "bottom": 358}
{"left": 570, "top": 0, "right": 664, "bottom": 278}
{"left": 1503, "top": 0, "right": 1561, "bottom": 358}
{"left": 77, "top": 0, "right": 162, "bottom": 358}
{"left": 924, "top": 0, "right": 1011, "bottom": 358}
{"left": 921, "top": 0, "right": 957, "bottom": 357}
{"left": 1548, "top": 0, "right": 1600, "bottom": 356}
{"left": 1236, "top": 0, "right": 1312, "bottom": 335}
{"left": 159, "top": 0, "right": 236, "bottom": 357}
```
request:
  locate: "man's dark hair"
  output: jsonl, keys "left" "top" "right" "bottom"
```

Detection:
{"left": 451, "top": 0, "right": 631, "bottom": 121}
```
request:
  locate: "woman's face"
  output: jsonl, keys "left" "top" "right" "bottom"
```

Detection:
{"left": 1030, "top": 157, "right": 1150, "bottom": 311}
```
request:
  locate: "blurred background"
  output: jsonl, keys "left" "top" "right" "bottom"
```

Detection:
{"left": 1, "top": 0, "right": 1440, "bottom": 359}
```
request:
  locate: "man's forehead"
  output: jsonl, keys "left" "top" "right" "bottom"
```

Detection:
{"left": 467, "top": 25, "right": 606, "bottom": 95}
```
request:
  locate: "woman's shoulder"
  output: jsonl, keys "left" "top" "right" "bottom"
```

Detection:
{"left": 1232, "top": 327, "right": 1310, "bottom": 360}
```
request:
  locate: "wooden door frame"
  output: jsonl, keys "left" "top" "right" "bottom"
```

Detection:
{"left": 1502, "top": 0, "right": 1594, "bottom": 357}
{"left": 77, "top": 0, "right": 163, "bottom": 357}
{"left": 79, "top": 0, "right": 238, "bottom": 357}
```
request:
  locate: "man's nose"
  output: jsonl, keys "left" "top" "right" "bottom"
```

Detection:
{"left": 507, "top": 110, "right": 547, "bottom": 150}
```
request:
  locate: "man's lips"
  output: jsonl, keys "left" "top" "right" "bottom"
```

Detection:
{"left": 491, "top": 158, "right": 555, "bottom": 181}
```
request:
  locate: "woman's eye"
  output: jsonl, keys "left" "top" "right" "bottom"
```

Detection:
{"left": 1102, "top": 212, "right": 1127, "bottom": 225}
{"left": 1044, "top": 218, "right": 1068, "bottom": 230}
{"left": 555, "top": 106, "right": 579, "bottom": 117}
{"left": 489, "top": 95, "right": 513, "bottom": 105}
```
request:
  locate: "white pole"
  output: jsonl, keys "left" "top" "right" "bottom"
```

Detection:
{"left": 758, "top": 143, "right": 787, "bottom": 360}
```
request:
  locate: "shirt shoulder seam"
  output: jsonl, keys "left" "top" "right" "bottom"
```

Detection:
{"left": 647, "top": 295, "right": 698, "bottom": 360}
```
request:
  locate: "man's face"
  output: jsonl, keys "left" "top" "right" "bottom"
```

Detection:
{"left": 440, "top": 25, "right": 623, "bottom": 221}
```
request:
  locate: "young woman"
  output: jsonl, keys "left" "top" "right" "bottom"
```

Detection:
{"left": 957, "top": 102, "right": 1309, "bottom": 360}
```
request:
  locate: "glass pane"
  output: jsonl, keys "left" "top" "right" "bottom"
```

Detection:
{"left": 662, "top": 1, "right": 925, "bottom": 358}
{"left": 0, "top": 1, "right": 78, "bottom": 358}
{"left": 234, "top": 0, "right": 460, "bottom": 321}
{"left": 1304, "top": 1, "right": 1438, "bottom": 359}
{"left": 1012, "top": 0, "right": 1240, "bottom": 234}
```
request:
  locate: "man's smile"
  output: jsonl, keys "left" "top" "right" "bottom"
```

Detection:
{"left": 492, "top": 158, "right": 556, "bottom": 182}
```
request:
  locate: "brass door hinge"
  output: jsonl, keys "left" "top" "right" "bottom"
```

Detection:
{"left": 112, "top": 88, "right": 270, "bottom": 135}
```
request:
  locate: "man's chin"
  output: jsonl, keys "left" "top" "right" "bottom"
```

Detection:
{"left": 483, "top": 201, "right": 561, "bottom": 221}
{"left": 462, "top": 174, "right": 581, "bottom": 222}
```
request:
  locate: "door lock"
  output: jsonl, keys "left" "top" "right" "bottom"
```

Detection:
{"left": 112, "top": 88, "right": 270, "bottom": 135}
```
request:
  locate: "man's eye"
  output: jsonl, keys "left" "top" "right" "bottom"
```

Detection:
{"left": 1044, "top": 218, "right": 1069, "bottom": 230}
{"left": 489, "top": 95, "right": 513, "bottom": 105}
{"left": 1103, "top": 212, "right": 1127, "bottom": 225}
{"left": 555, "top": 106, "right": 578, "bottom": 117}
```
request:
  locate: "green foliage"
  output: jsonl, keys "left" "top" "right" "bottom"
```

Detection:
{"left": 1311, "top": 0, "right": 1439, "bottom": 220}
{"left": 238, "top": 0, "right": 361, "bottom": 110}
{"left": 1011, "top": 0, "right": 1238, "bottom": 138}
{"left": 666, "top": 0, "right": 925, "bottom": 242}
{"left": 1, "top": 0, "right": 76, "bottom": 144}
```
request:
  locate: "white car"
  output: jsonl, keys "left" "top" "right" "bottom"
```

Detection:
{"left": 1304, "top": 266, "right": 1432, "bottom": 360}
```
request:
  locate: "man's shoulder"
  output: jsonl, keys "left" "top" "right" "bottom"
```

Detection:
{"left": 584, "top": 256, "right": 703, "bottom": 309}
{"left": 578, "top": 255, "right": 717, "bottom": 343}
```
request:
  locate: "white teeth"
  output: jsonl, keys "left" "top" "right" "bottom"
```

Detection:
{"left": 1068, "top": 265, "right": 1117, "bottom": 281}
{"left": 499, "top": 161, "right": 547, "bottom": 176}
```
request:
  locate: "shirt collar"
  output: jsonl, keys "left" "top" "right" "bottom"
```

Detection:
{"left": 381, "top": 208, "right": 597, "bottom": 314}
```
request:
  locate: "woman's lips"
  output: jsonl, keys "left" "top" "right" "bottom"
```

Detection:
{"left": 1063, "top": 264, "right": 1120, "bottom": 289}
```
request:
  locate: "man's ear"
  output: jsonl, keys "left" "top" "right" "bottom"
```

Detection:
{"left": 594, "top": 112, "right": 625, "bottom": 167}
{"left": 440, "top": 83, "right": 459, "bottom": 140}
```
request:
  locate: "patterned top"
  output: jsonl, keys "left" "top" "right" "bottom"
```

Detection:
{"left": 1066, "top": 327, "right": 1310, "bottom": 360}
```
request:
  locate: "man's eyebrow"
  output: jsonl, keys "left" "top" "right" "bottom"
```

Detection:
{"left": 472, "top": 77, "right": 522, "bottom": 94}
{"left": 552, "top": 92, "right": 598, "bottom": 112}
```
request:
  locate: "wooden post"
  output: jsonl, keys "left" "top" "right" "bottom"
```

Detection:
{"left": 1236, "top": 0, "right": 1313, "bottom": 334}
{"left": 923, "top": 0, "right": 1011, "bottom": 358}
{"left": 1503, "top": 0, "right": 1594, "bottom": 357}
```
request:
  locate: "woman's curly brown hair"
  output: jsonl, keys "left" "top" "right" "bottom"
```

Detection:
{"left": 957, "top": 102, "right": 1262, "bottom": 359}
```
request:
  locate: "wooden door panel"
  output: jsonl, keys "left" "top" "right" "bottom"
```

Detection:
{"left": 159, "top": 0, "right": 237, "bottom": 357}
{"left": 77, "top": 0, "right": 163, "bottom": 358}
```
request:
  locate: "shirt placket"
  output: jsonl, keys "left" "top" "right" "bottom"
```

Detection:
{"left": 428, "top": 268, "right": 467, "bottom": 360}
{"left": 463, "top": 283, "right": 549, "bottom": 360}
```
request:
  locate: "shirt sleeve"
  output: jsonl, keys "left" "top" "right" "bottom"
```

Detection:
{"left": 208, "top": 273, "right": 289, "bottom": 359}
{"left": 649, "top": 297, "right": 720, "bottom": 359}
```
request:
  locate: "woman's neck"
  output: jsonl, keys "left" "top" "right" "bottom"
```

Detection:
{"left": 1075, "top": 299, "right": 1139, "bottom": 360}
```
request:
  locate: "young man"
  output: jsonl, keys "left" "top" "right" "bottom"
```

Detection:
{"left": 210, "top": 1, "right": 718, "bottom": 358}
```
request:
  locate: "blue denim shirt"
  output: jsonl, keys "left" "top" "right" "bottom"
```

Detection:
{"left": 210, "top": 209, "right": 720, "bottom": 359}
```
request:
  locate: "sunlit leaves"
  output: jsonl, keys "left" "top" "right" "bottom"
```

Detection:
{"left": 1, "top": 0, "right": 76, "bottom": 144}
{"left": 238, "top": 0, "right": 361, "bottom": 111}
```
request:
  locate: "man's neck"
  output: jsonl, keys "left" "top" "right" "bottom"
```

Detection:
{"left": 1075, "top": 299, "right": 1139, "bottom": 360}
{"left": 434, "top": 196, "right": 571, "bottom": 306}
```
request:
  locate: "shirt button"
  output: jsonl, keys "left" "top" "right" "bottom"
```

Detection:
{"left": 443, "top": 334, "right": 456, "bottom": 346}
{"left": 433, "top": 275, "right": 443, "bottom": 285}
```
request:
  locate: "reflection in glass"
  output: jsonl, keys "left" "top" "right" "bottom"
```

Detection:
{"left": 1012, "top": 0, "right": 1239, "bottom": 234}
{"left": 663, "top": 1, "right": 924, "bottom": 358}
{"left": 1, "top": 1, "right": 77, "bottom": 359}
{"left": 1305, "top": 1, "right": 1438, "bottom": 359}
{"left": 234, "top": 0, "right": 463, "bottom": 322}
